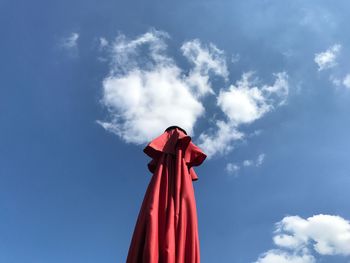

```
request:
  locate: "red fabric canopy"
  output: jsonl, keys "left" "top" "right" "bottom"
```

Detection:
{"left": 126, "top": 127, "right": 207, "bottom": 263}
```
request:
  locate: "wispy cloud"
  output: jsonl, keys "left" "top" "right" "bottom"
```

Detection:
{"left": 343, "top": 74, "right": 350, "bottom": 89}
{"left": 226, "top": 153, "right": 266, "bottom": 176}
{"left": 181, "top": 39, "right": 229, "bottom": 96}
{"left": 330, "top": 74, "right": 350, "bottom": 89}
{"left": 225, "top": 162, "right": 240, "bottom": 175}
{"left": 255, "top": 214, "right": 350, "bottom": 263}
{"left": 197, "top": 121, "right": 244, "bottom": 157}
{"left": 199, "top": 72, "right": 288, "bottom": 157}
{"left": 314, "top": 43, "right": 350, "bottom": 90}
{"left": 61, "top": 32, "right": 79, "bottom": 49}
{"left": 256, "top": 153, "right": 265, "bottom": 166}
{"left": 314, "top": 44, "right": 341, "bottom": 71}
{"left": 231, "top": 53, "right": 240, "bottom": 63}
{"left": 243, "top": 160, "right": 253, "bottom": 167}
{"left": 99, "top": 37, "right": 109, "bottom": 49}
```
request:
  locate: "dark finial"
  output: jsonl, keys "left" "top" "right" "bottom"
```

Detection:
{"left": 165, "top": 125, "right": 187, "bottom": 135}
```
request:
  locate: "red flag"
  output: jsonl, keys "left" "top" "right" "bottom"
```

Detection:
{"left": 126, "top": 126, "right": 207, "bottom": 263}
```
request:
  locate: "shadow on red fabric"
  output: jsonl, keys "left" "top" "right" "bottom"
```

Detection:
{"left": 126, "top": 126, "right": 207, "bottom": 263}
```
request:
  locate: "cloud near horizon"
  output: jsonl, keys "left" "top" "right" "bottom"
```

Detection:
{"left": 255, "top": 214, "right": 350, "bottom": 263}
{"left": 97, "top": 29, "right": 289, "bottom": 158}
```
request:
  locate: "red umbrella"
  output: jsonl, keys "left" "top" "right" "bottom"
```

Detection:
{"left": 126, "top": 126, "right": 207, "bottom": 263}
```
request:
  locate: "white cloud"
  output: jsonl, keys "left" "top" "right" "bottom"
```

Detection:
{"left": 217, "top": 72, "right": 288, "bottom": 126}
{"left": 329, "top": 73, "right": 350, "bottom": 89}
{"left": 225, "top": 162, "right": 240, "bottom": 174}
{"left": 314, "top": 44, "right": 341, "bottom": 71}
{"left": 109, "top": 30, "right": 171, "bottom": 74}
{"left": 231, "top": 53, "right": 240, "bottom": 63}
{"left": 61, "top": 32, "right": 79, "bottom": 49}
{"left": 255, "top": 214, "right": 350, "bottom": 263}
{"left": 199, "top": 72, "right": 288, "bottom": 157}
{"left": 99, "top": 37, "right": 109, "bottom": 49}
{"left": 243, "top": 160, "right": 253, "bottom": 167}
{"left": 329, "top": 75, "right": 342, "bottom": 87}
{"left": 256, "top": 153, "right": 265, "bottom": 166}
{"left": 249, "top": 130, "right": 263, "bottom": 137}
{"left": 262, "top": 72, "right": 289, "bottom": 106}
{"left": 226, "top": 153, "right": 266, "bottom": 176}
{"left": 181, "top": 39, "right": 228, "bottom": 79}
{"left": 98, "top": 67, "right": 205, "bottom": 144}
{"left": 98, "top": 29, "right": 289, "bottom": 160}
{"left": 276, "top": 214, "right": 350, "bottom": 256}
{"left": 255, "top": 250, "right": 315, "bottom": 263}
{"left": 217, "top": 72, "right": 271, "bottom": 125}
{"left": 197, "top": 120, "right": 243, "bottom": 157}
{"left": 97, "top": 29, "right": 226, "bottom": 144}
{"left": 342, "top": 74, "right": 350, "bottom": 89}
{"left": 243, "top": 153, "right": 265, "bottom": 167}
{"left": 181, "top": 39, "right": 229, "bottom": 96}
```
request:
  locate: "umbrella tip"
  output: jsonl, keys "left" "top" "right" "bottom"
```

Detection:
{"left": 165, "top": 125, "right": 187, "bottom": 135}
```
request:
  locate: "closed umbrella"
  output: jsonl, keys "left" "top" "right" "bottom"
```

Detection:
{"left": 126, "top": 125, "right": 207, "bottom": 263}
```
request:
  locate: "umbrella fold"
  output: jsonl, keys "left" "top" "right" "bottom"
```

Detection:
{"left": 126, "top": 126, "right": 207, "bottom": 263}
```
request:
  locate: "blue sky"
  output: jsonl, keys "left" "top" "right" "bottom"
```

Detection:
{"left": 1, "top": 0, "right": 350, "bottom": 262}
